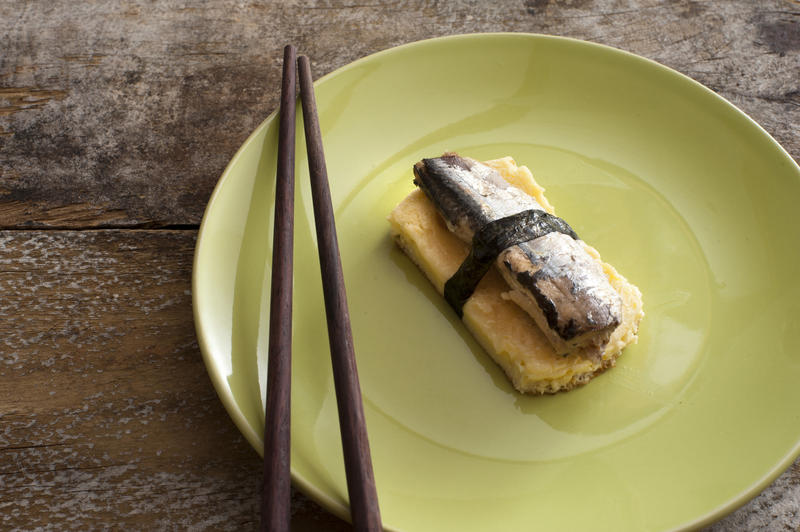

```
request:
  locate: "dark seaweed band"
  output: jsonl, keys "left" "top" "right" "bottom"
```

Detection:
{"left": 444, "top": 210, "right": 579, "bottom": 317}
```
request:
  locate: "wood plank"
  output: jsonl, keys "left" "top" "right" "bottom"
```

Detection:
{"left": 0, "top": 230, "right": 798, "bottom": 530}
{"left": 0, "top": 229, "right": 349, "bottom": 530}
{"left": 1, "top": 0, "right": 797, "bottom": 227}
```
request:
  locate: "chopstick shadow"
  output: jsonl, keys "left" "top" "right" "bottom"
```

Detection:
{"left": 227, "top": 123, "right": 279, "bottom": 439}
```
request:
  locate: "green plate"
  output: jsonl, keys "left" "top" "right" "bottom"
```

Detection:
{"left": 193, "top": 34, "right": 800, "bottom": 531}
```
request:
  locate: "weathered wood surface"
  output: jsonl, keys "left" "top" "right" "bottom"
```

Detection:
{"left": 1, "top": 0, "right": 798, "bottom": 228}
{"left": 0, "top": 231, "right": 348, "bottom": 530}
{"left": 1, "top": 0, "right": 798, "bottom": 530}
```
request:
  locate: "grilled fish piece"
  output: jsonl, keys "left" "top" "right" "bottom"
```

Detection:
{"left": 412, "top": 153, "right": 623, "bottom": 361}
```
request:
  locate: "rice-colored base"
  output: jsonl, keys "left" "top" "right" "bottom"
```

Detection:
{"left": 388, "top": 157, "right": 644, "bottom": 394}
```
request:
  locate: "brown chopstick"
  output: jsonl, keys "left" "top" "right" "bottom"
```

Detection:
{"left": 297, "top": 55, "right": 383, "bottom": 532}
{"left": 261, "top": 43, "right": 296, "bottom": 532}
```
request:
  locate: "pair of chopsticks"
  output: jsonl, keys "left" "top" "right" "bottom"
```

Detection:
{"left": 261, "top": 45, "right": 382, "bottom": 532}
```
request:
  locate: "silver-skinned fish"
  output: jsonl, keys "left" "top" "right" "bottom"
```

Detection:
{"left": 412, "top": 153, "right": 622, "bottom": 361}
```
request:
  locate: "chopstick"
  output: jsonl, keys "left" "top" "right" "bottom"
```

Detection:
{"left": 261, "top": 44, "right": 296, "bottom": 532}
{"left": 298, "top": 55, "right": 383, "bottom": 532}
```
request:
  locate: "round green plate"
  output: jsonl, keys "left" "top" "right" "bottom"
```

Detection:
{"left": 193, "top": 34, "right": 800, "bottom": 531}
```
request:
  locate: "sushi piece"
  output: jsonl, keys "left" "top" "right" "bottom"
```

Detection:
{"left": 413, "top": 153, "right": 623, "bottom": 362}
{"left": 388, "top": 155, "right": 643, "bottom": 394}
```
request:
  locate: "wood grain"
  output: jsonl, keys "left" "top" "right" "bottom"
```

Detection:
{"left": 1, "top": 0, "right": 797, "bottom": 227}
{"left": 0, "top": 230, "right": 257, "bottom": 528}
{"left": 0, "top": 230, "right": 347, "bottom": 530}
{"left": 1, "top": 0, "right": 798, "bottom": 530}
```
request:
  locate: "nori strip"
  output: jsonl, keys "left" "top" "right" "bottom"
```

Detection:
{"left": 444, "top": 210, "right": 579, "bottom": 317}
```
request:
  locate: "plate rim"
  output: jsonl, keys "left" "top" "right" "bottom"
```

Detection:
{"left": 192, "top": 31, "right": 800, "bottom": 530}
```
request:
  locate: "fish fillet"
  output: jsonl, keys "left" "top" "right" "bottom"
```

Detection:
{"left": 413, "top": 153, "right": 622, "bottom": 361}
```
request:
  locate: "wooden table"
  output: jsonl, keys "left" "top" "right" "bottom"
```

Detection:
{"left": 2, "top": 1, "right": 798, "bottom": 529}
